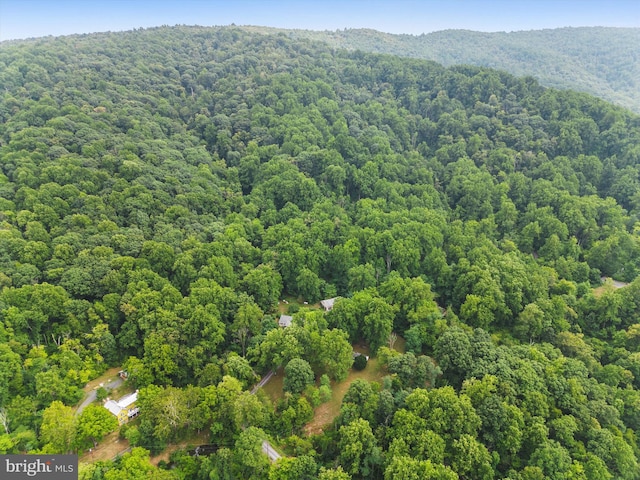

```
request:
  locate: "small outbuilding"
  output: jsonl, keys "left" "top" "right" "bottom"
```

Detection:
{"left": 279, "top": 315, "right": 293, "bottom": 328}
{"left": 320, "top": 298, "right": 336, "bottom": 312}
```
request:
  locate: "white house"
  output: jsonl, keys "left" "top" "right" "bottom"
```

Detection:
{"left": 104, "top": 391, "right": 139, "bottom": 425}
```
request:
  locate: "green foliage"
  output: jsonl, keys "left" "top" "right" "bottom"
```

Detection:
{"left": 224, "top": 353, "right": 259, "bottom": 389}
{"left": 269, "top": 455, "right": 318, "bottom": 480}
{"left": 123, "top": 426, "right": 141, "bottom": 447}
{"left": 318, "top": 328, "right": 354, "bottom": 381}
{"left": 40, "top": 401, "right": 75, "bottom": 453}
{"left": 353, "top": 354, "right": 368, "bottom": 371}
{"left": 75, "top": 404, "right": 118, "bottom": 450}
{"left": 102, "top": 447, "right": 170, "bottom": 480}
{"left": 338, "top": 418, "right": 382, "bottom": 478}
{"left": 387, "top": 352, "right": 442, "bottom": 389}
{"left": 384, "top": 455, "right": 458, "bottom": 480}
{"left": 233, "top": 427, "right": 271, "bottom": 480}
{"left": 283, "top": 358, "right": 315, "bottom": 395}
{"left": 0, "top": 24, "right": 639, "bottom": 478}
{"left": 319, "top": 384, "right": 333, "bottom": 404}
{"left": 279, "top": 27, "right": 640, "bottom": 114}
{"left": 329, "top": 290, "right": 396, "bottom": 353}
{"left": 403, "top": 387, "right": 481, "bottom": 445}
{"left": 318, "top": 466, "right": 352, "bottom": 480}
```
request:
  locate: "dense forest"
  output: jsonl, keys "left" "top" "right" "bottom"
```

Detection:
{"left": 1, "top": 25, "right": 640, "bottom": 479}
{"left": 246, "top": 26, "right": 640, "bottom": 114}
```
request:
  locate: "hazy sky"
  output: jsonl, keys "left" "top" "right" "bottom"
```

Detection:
{"left": 1, "top": 0, "right": 639, "bottom": 42}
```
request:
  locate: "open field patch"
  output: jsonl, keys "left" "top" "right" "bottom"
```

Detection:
{"left": 82, "top": 367, "right": 122, "bottom": 394}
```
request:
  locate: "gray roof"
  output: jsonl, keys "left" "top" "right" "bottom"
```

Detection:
{"left": 321, "top": 298, "right": 336, "bottom": 310}
{"left": 104, "top": 391, "right": 138, "bottom": 416}
{"left": 279, "top": 315, "right": 293, "bottom": 327}
{"left": 104, "top": 399, "right": 121, "bottom": 416}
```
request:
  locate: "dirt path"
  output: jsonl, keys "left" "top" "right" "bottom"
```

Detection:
{"left": 305, "top": 345, "right": 389, "bottom": 436}
{"left": 82, "top": 367, "right": 122, "bottom": 393}
{"left": 79, "top": 431, "right": 130, "bottom": 463}
{"left": 149, "top": 432, "right": 210, "bottom": 466}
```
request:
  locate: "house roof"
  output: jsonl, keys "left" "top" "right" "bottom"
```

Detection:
{"left": 117, "top": 391, "right": 138, "bottom": 408}
{"left": 104, "top": 399, "right": 121, "bottom": 416}
{"left": 279, "top": 315, "right": 293, "bottom": 327}
{"left": 320, "top": 298, "right": 336, "bottom": 310}
{"left": 104, "top": 391, "right": 138, "bottom": 416}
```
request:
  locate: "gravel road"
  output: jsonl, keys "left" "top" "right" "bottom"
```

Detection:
{"left": 75, "top": 377, "right": 123, "bottom": 416}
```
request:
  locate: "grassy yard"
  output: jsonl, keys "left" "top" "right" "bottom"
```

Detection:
{"left": 305, "top": 354, "right": 386, "bottom": 436}
{"left": 391, "top": 335, "right": 406, "bottom": 354}
{"left": 305, "top": 339, "right": 406, "bottom": 435}
{"left": 79, "top": 428, "right": 211, "bottom": 466}
{"left": 258, "top": 360, "right": 388, "bottom": 437}
{"left": 77, "top": 366, "right": 134, "bottom": 411}
{"left": 255, "top": 339, "right": 406, "bottom": 436}
{"left": 277, "top": 296, "right": 321, "bottom": 315}
{"left": 82, "top": 338, "right": 403, "bottom": 466}
{"left": 258, "top": 357, "right": 389, "bottom": 435}
{"left": 76, "top": 368, "right": 138, "bottom": 464}
{"left": 81, "top": 367, "right": 122, "bottom": 394}
{"left": 260, "top": 368, "right": 285, "bottom": 403}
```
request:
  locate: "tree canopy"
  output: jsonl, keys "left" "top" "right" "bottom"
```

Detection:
{"left": 0, "top": 25, "right": 639, "bottom": 480}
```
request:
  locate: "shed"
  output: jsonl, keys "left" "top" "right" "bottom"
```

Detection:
{"left": 279, "top": 315, "right": 293, "bottom": 328}
{"left": 320, "top": 298, "right": 336, "bottom": 311}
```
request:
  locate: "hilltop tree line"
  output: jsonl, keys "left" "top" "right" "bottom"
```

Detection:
{"left": 0, "top": 26, "right": 639, "bottom": 479}
{"left": 270, "top": 26, "right": 640, "bottom": 114}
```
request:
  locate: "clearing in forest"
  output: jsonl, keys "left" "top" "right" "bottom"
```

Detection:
{"left": 304, "top": 340, "right": 405, "bottom": 436}
{"left": 255, "top": 341, "right": 404, "bottom": 435}
{"left": 593, "top": 277, "right": 629, "bottom": 297}
{"left": 79, "top": 431, "right": 130, "bottom": 463}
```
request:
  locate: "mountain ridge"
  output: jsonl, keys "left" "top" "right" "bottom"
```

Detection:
{"left": 4, "top": 25, "right": 637, "bottom": 113}
{"left": 239, "top": 25, "right": 640, "bottom": 113}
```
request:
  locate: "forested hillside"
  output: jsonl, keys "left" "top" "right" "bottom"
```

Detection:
{"left": 1, "top": 26, "right": 640, "bottom": 479}
{"left": 246, "top": 26, "right": 640, "bottom": 114}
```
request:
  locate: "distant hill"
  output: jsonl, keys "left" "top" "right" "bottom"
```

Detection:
{"left": 242, "top": 26, "right": 640, "bottom": 114}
